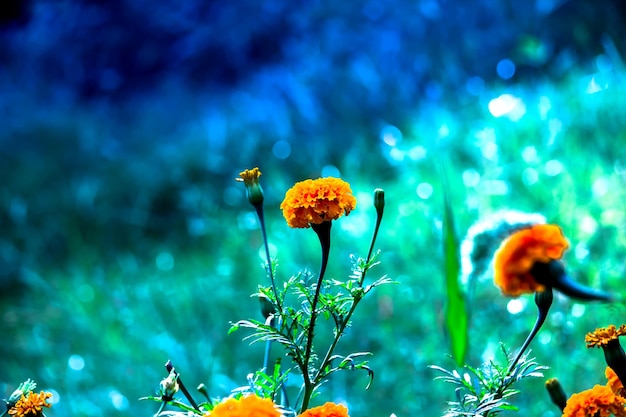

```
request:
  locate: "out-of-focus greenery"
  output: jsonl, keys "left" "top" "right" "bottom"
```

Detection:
{"left": 2, "top": 1, "right": 626, "bottom": 416}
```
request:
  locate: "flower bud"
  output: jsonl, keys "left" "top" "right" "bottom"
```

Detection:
{"left": 545, "top": 378, "right": 568, "bottom": 411}
{"left": 259, "top": 294, "right": 276, "bottom": 319}
{"left": 374, "top": 188, "right": 385, "bottom": 215}
{"left": 237, "top": 167, "right": 264, "bottom": 207}
{"left": 160, "top": 370, "right": 179, "bottom": 400}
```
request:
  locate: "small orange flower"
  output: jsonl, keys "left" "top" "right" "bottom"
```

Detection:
{"left": 204, "top": 394, "right": 280, "bottom": 417}
{"left": 586, "top": 325, "right": 626, "bottom": 349}
{"left": 280, "top": 177, "right": 357, "bottom": 228}
{"left": 237, "top": 167, "right": 264, "bottom": 206}
{"left": 298, "top": 402, "right": 350, "bottom": 417}
{"left": 8, "top": 391, "right": 52, "bottom": 417}
{"left": 562, "top": 384, "right": 626, "bottom": 417}
{"left": 493, "top": 224, "right": 569, "bottom": 296}
{"left": 607, "top": 367, "right": 626, "bottom": 397}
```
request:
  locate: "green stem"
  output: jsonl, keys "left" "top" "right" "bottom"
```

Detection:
{"left": 300, "top": 221, "right": 332, "bottom": 412}
{"left": 315, "top": 198, "right": 385, "bottom": 386}
{"left": 508, "top": 288, "right": 553, "bottom": 374}
{"left": 255, "top": 205, "right": 282, "bottom": 312}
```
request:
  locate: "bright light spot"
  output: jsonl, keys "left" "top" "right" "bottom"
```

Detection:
{"left": 407, "top": 145, "right": 427, "bottom": 160}
{"left": 48, "top": 390, "right": 60, "bottom": 405}
{"left": 217, "top": 258, "right": 233, "bottom": 276}
{"left": 571, "top": 303, "right": 585, "bottom": 318}
{"left": 496, "top": 59, "right": 516, "bottom": 80}
{"left": 544, "top": 159, "right": 563, "bottom": 176}
{"left": 438, "top": 124, "right": 450, "bottom": 138}
{"left": 507, "top": 299, "right": 525, "bottom": 315}
{"left": 538, "top": 96, "right": 552, "bottom": 120}
{"left": 548, "top": 119, "right": 562, "bottom": 144}
{"left": 258, "top": 243, "right": 278, "bottom": 261}
{"left": 416, "top": 183, "right": 433, "bottom": 199}
{"left": 272, "top": 140, "right": 291, "bottom": 159}
{"left": 488, "top": 94, "right": 526, "bottom": 121}
{"left": 321, "top": 165, "right": 340, "bottom": 177}
{"left": 522, "top": 168, "right": 539, "bottom": 186}
{"left": 237, "top": 212, "right": 258, "bottom": 230}
{"left": 462, "top": 169, "right": 480, "bottom": 187}
{"left": 389, "top": 147, "right": 405, "bottom": 161}
{"left": 539, "top": 332, "right": 552, "bottom": 345}
{"left": 575, "top": 242, "right": 590, "bottom": 260}
{"left": 481, "top": 142, "right": 498, "bottom": 160}
{"left": 481, "top": 180, "right": 509, "bottom": 195}
{"left": 580, "top": 215, "right": 598, "bottom": 235}
{"left": 109, "top": 390, "right": 129, "bottom": 411}
{"left": 592, "top": 177, "right": 609, "bottom": 197}
{"left": 380, "top": 125, "right": 402, "bottom": 146}
{"left": 586, "top": 76, "right": 604, "bottom": 94}
{"left": 466, "top": 76, "right": 484, "bottom": 96}
{"left": 156, "top": 252, "right": 174, "bottom": 271}
{"left": 521, "top": 146, "right": 538, "bottom": 163}
{"left": 68, "top": 354, "right": 85, "bottom": 371}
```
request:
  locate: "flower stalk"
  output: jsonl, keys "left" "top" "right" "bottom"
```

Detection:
{"left": 300, "top": 220, "right": 332, "bottom": 412}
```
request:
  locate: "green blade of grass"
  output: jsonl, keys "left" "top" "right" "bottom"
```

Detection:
{"left": 442, "top": 176, "right": 468, "bottom": 366}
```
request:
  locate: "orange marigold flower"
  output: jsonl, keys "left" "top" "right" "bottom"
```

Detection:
{"left": 280, "top": 177, "right": 357, "bottom": 228}
{"left": 586, "top": 325, "right": 626, "bottom": 348}
{"left": 607, "top": 367, "right": 626, "bottom": 397}
{"left": 493, "top": 224, "right": 569, "bottom": 296}
{"left": 298, "top": 402, "right": 350, "bottom": 417}
{"left": 8, "top": 391, "right": 52, "bottom": 417}
{"left": 562, "top": 384, "right": 626, "bottom": 417}
{"left": 204, "top": 394, "right": 280, "bottom": 417}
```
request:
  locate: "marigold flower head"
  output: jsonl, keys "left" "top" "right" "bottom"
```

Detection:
{"left": 237, "top": 167, "right": 264, "bottom": 206}
{"left": 298, "top": 402, "right": 350, "bottom": 417}
{"left": 607, "top": 366, "right": 626, "bottom": 397}
{"left": 586, "top": 325, "right": 626, "bottom": 348}
{"left": 8, "top": 391, "right": 52, "bottom": 417}
{"left": 493, "top": 224, "right": 569, "bottom": 296}
{"left": 204, "top": 394, "right": 280, "bottom": 417}
{"left": 562, "top": 384, "right": 626, "bottom": 417}
{"left": 280, "top": 177, "right": 357, "bottom": 228}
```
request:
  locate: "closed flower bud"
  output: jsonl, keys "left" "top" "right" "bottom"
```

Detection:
{"left": 259, "top": 294, "right": 276, "bottom": 319}
{"left": 374, "top": 188, "right": 385, "bottom": 215}
{"left": 545, "top": 378, "right": 568, "bottom": 411}
{"left": 160, "top": 370, "right": 179, "bottom": 400}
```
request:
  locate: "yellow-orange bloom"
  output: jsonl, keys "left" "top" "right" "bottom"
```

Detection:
{"left": 204, "top": 394, "right": 280, "bottom": 417}
{"left": 493, "top": 224, "right": 569, "bottom": 296}
{"left": 237, "top": 167, "right": 264, "bottom": 206}
{"left": 8, "top": 391, "right": 52, "bottom": 417}
{"left": 562, "top": 384, "right": 626, "bottom": 417}
{"left": 280, "top": 177, "right": 357, "bottom": 228}
{"left": 607, "top": 367, "right": 626, "bottom": 397}
{"left": 298, "top": 402, "right": 350, "bottom": 417}
{"left": 586, "top": 325, "right": 626, "bottom": 349}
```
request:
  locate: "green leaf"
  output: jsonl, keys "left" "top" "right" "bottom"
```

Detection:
{"left": 442, "top": 172, "right": 468, "bottom": 366}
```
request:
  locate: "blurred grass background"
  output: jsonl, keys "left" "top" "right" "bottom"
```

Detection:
{"left": 2, "top": 1, "right": 626, "bottom": 416}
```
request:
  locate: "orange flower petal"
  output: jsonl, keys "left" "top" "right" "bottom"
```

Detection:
{"left": 298, "top": 402, "right": 350, "bottom": 417}
{"left": 493, "top": 224, "right": 569, "bottom": 296}
{"left": 562, "top": 385, "right": 626, "bottom": 417}
{"left": 280, "top": 177, "right": 357, "bottom": 228}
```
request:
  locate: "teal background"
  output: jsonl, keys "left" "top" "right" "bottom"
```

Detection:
{"left": 2, "top": 1, "right": 626, "bottom": 416}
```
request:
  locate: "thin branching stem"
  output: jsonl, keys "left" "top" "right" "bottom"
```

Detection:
{"left": 255, "top": 205, "right": 282, "bottom": 312}
{"left": 300, "top": 221, "right": 332, "bottom": 412}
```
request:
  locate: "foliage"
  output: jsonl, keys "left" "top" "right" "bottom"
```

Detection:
{"left": 431, "top": 346, "right": 548, "bottom": 416}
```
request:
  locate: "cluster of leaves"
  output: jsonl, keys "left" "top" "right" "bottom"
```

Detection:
{"left": 431, "top": 345, "right": 548, "bottom": 416}
{"left": 231, "top": 253, "right": 394, "bottom": 406}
